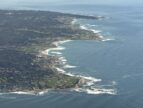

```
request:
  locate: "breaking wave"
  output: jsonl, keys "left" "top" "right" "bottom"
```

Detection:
{"left": 101, "top": 38, "right": 115, "bottom": 42}
{"left": 80, "top": 24, "right": 115, "bottom": 42}
{"left": 73, "top": 88, "right": 117, "bottom": 95}
{"left": 80, "top": 25, "right": 101, "bottom": 34}
{"left": 41, "top": 36, "right": 117, "bottom": 95}
{"left": 63, "top": 65, "right": 78, "bottom": 69}
{"left": 75, "top": 18, "right": 115, "bottom": 42}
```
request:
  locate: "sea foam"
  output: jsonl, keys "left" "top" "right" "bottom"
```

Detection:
{"left": 50, "top": 51, "right": 62, "bottom": 55}
{"left": 101, "top": 38, "right": 115, "bottom": 42}
{"left": 79, "top": 19, "right": 116, "bottom": 42}
{"left": 73, "top": 87, "right": 117, "bottom": 95}
{"left": 40, "top": 27, "right": 116, "bottom": 95}
{"left": 80, "top": 25, "right": 101, "bottom": 34}
{"left": 63, "top": 65, "right": 77, "bottom": 69}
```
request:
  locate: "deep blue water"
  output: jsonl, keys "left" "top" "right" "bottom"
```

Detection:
{"left": 1, "top": 5, "right": 143, "bottom": 108}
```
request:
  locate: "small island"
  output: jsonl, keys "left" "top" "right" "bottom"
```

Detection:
{"left": 0, "top": 10, "right": 103, "bottom": 94}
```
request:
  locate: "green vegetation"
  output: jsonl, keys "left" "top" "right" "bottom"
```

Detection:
{"left": 0, "top": 10, "right": 99, "bottom": 92}
{"left": 33, "top": 73, "right": 79, "bottom": 89}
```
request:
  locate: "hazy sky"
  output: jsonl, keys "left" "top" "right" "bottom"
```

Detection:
{"left": 0, "top": 0, "right": 142, "bottom": 5}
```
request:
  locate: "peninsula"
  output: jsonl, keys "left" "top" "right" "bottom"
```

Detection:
{"left": 0, "top": 10, "right": 103, "bottom": 93}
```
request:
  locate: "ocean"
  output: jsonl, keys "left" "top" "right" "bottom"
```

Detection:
{"left": 0, "top": 4, "right": 143, "bottom": 108}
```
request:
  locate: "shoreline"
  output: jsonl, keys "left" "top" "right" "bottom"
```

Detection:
{"left": 39, "top": 38, "right": 117, "bottom": 95}
{"left": 36, "top": 18, "right": 117, "bottom": 95}
{"left": 0, "top": 44, "right": 116, "bottom": 95}
{"left": 0, "top": 11, "right": 116, "bottom": 95}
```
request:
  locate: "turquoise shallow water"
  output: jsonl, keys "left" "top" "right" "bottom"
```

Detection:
{"left": 1, "top": 5, "right": 143, "bottom": 108}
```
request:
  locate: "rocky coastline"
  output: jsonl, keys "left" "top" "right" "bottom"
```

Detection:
{"left": 0, "top": 10, "right": 104, "bottom": 94}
